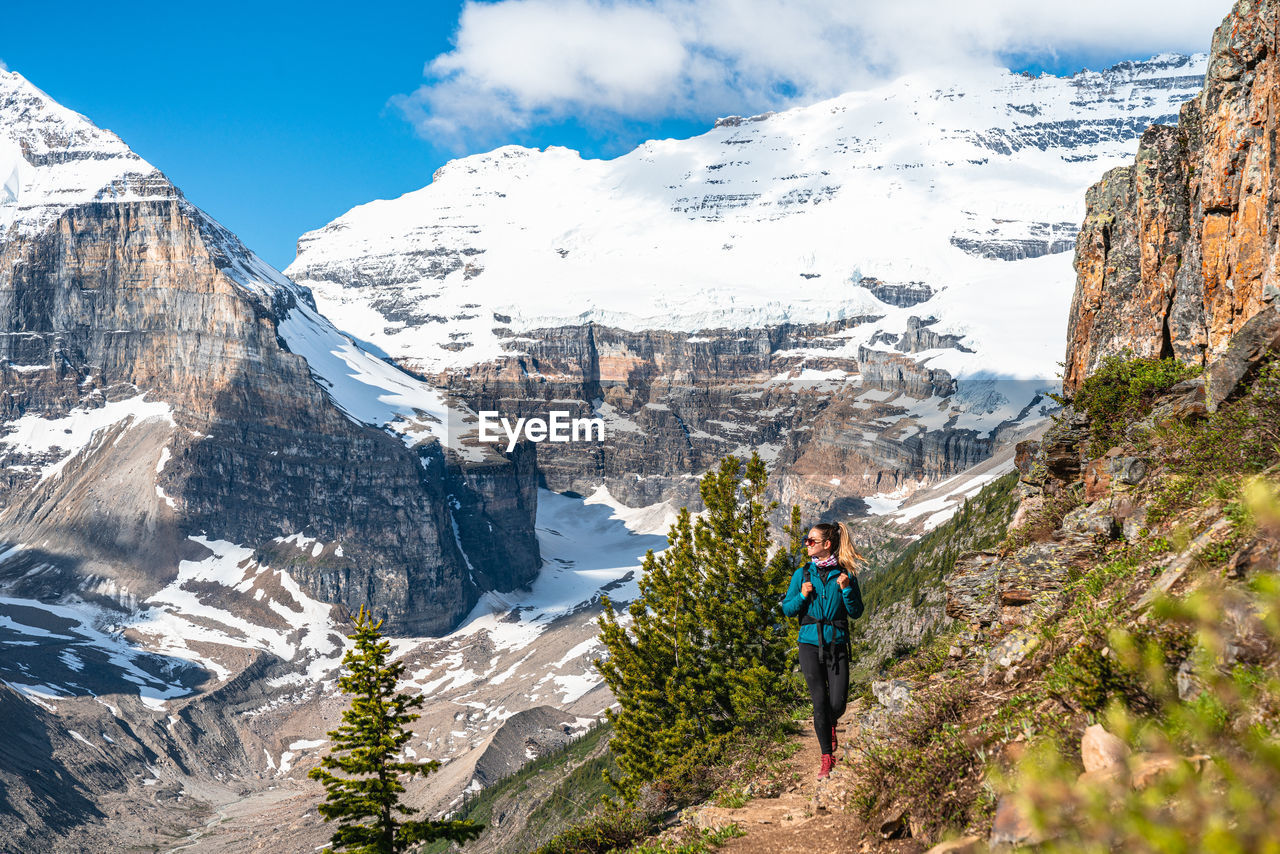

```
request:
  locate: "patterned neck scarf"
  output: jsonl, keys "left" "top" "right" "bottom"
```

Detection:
{"left": 814, "top": 554, "right": 839, "bottom": 568}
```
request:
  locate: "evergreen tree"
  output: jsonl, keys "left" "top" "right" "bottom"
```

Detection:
{"left": 310, "top": 606, "right": 483, "bottom": 854}
{"left": 595, "top": 452, "right": 801, "bottom": 801}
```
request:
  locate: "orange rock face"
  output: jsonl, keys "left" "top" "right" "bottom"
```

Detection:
{"left": 1065, "top": 0, "right": 1280, "bottom": 391}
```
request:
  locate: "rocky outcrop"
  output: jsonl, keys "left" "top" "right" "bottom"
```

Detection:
{"left": 856, "top": 346, "right": 957, "bottom": 398}
{"left": 856, "top": 278, "right": 935, "bottom": 308}
{"left": 894, "top": 316, "right": 974, "bottom": 354}
{"left": 949, "top": 219, "right": 1079, "bottom": 262}
{"left": 1065, "top": 0, "right": 1280, "bottom": 390}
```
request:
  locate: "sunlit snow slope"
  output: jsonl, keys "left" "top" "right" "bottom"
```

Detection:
{"left": 289, "top": 54, "right": 1207, "bottom": 385}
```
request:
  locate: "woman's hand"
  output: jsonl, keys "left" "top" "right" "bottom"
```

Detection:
{"left": 801, "top": 581, "right": 815, "bottom": 598}
{"left": 837, "top": 573, "right": 849, "bottom": 589}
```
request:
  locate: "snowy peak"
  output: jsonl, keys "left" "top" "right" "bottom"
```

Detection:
{"left": 0, "top": 70, "right": 172, "bottom": 237}
{"left": 0, "top": 70, "right": 138, "bottom": 166}
{"left": 287, "top": 54, "right": 1208, "bottom": 383}
{"left": 0, "top": 68, "right": 502, "bottom": 463}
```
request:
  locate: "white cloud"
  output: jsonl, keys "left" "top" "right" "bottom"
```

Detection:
{"left": 396, "top": 0, "right": 1232, "bottom": 146}
{"left": 0, "top": 59, "right": 7, "bottom": 73}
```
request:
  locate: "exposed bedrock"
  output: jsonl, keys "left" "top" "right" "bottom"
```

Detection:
{"left": 428, "top": 317, "right": 1000, "bottom": 519}
{"left": 0, "top": 197, "right": 537, "bottom": 634}
{"left": 1066, "top": 0, "right": 1280, "bottom": 390}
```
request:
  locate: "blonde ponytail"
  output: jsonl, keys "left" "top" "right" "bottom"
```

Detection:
{"left": 835, "top": 522, "right": 863, "bottom": 576}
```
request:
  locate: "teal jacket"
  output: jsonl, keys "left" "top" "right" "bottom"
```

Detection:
{"left": 781, "top": 561, "right": 864, "bottom": 647}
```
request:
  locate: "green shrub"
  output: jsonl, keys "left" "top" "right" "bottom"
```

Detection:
{"left": 1068, "top": 352, "right": 1201, "bottom": 454}
{"left": 534, "top": 806, "right": 654, "bottom": 854}
{"left": 1009, "top": 575, "right": 1280, "bottom": 853}
{"left": 851, "top": 682, "right": 982, "bottom": 837}
{"left": 1142, "top": 359, "right": 1280, "bottom": 526}
{"left": 1046, "top": 623, "right": 1192, "bottom": 716}
{"left": 625, "top": 824, "right": 745, "bottom": 854}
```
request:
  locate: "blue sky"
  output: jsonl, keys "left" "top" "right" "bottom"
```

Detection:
{"left": 2, "top": 0, "right": 1231, "bottom": 269}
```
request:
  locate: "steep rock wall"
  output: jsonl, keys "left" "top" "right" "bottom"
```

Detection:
{"left": 0, "top": 194, "right": 537, "bottom": 635}
{"left": 1066, "top": 0, "right": 1280, "bottom": 389}
{"left": 432, "top": 318, "right": 1003, "bottom": 518}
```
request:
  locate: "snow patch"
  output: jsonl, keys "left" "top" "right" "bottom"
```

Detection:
{"left": 0, "top": 394, "right": 174, "bottom": 482}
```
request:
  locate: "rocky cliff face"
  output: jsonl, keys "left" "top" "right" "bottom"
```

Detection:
{"left": 431, "top": 314, "right": 1016, "bottom": 521}
{"left": 1066, "top": 0, "right": 1280, "bottom": 390}
{"left": 0, "top": 69, "right": 539, "bottom": 635}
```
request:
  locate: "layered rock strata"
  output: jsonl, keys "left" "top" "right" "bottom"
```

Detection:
{"left": 433, "top": 317, "right": 1009, "bottom": 518}
{"left": 0, "top": 70, "right": 538, "bottom": 634}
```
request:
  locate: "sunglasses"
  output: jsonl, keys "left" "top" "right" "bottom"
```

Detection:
{"left": 804, "top": 537, "right": 827, "bottom": 546}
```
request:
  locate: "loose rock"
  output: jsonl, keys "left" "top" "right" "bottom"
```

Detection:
{"left": 990, "top": 795, "right": 1042, "bottom": 847}
{"left": 1081, "top": 724, "right": 1130, "bottom": 772}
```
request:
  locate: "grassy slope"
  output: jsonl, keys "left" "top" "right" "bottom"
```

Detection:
{"left": 858, "top": 471, "right": 1020, "bottom": 617}
{"left": 842, "top": 357, "right": 1280, "bottom": 847}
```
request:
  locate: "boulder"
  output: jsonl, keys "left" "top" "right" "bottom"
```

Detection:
{"left": 990, "top": 795, "right": 1043, "bottom": 847}
{"left": 1220, "top": 591, "right": 1274, "bottom": 666}
{"left": 1076, "top": 762, "right": 1130, "bottom": 790}
{"left": 1112, "top": 455, "right": 1148, "bottom": 486}
{"left": 1061, "top": 501, "right": 1121, "bottom": 538}
{"left": 999, "top": 589, "right": 1036, "bottom": 607}
{"left": 1150, "top": 377, "right": 1208, "bottom": 425}
{"left": 1131, "top": 753, "right": 1182, "bottom": 789}
{"left": 1081, "top": 724, "right": 1130, "bottom": 772}
{"left": 871, "top": 679, "right": 915, "bottom": 716}
{"left": 1083, "top": 448, "right": 1121, "bottom": 500}
{"left": 1014, "top": 440, "right": 1043, "bottom": 483}
{"left": 987, "top": 629, "right": 1041, "bottom": 669}
{"left": 1176, "top": 657, "right": 1203, "bottom": 702}
{"left": 1113, "top": 497, "right": 1149, "bottom": 542}
{"left": 1226, "top": 536, "right": 1280, "bottom": 579}
{"left": 1206, "top": 306, "right": 1280, "bottom": 412}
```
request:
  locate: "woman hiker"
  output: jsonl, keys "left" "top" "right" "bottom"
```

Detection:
{"left": 781, "top": 521, "right": 865, "bottom": 779}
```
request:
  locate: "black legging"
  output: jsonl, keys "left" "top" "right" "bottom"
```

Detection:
{"left": 799, "top": 641, "right": 848, "bottom": 755}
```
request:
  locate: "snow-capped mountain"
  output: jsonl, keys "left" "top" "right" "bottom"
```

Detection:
{"left": 0, "top": 69, "right": 480, "bottom": 461}
{"left": 0, "top": 67, "right": 542, "bottom": 636}
{"left": 0, "top": 50, "right": 1216, "bottom": 851}
{"left": 287, "top": 55, "right": 1207, "bottom": 520}
{"left": 289, "top": 54, "right": 1206, "bottom": 385}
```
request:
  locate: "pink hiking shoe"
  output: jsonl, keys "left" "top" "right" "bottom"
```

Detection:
{"left": 831, "top": 725, "right": 838, "bottom": 753}
{"left": 818, "top": 753, "right": 836, "bottom": 779}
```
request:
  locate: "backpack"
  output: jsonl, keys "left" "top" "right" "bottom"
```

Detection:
{"left": 799, "top": 562, "right": 849, "bottom": 664}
